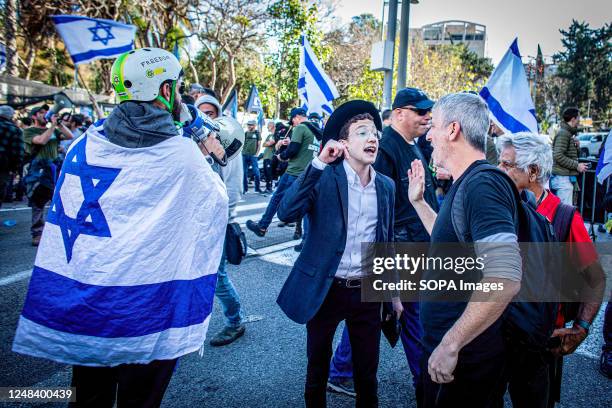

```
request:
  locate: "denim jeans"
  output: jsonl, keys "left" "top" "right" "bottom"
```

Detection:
{"left": 329, "top": 325, "right": 352, "bottom": 381}
{"left": 242, "top": 155, "right": 261, "bottom": 192}
{"left": 259, "top": 173, "right": 297, "bottom": 229}
{"left": 214, "top": 245, "right": 243, "bottom": 328}
{"left": 550, "top": 175, "right": 574, "bottom": 206}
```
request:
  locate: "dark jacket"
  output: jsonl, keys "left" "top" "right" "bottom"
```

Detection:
{"left": 276, "top": 163, "right": 395, "bottom": 324}
{"left": 552, "top": 122, "right": 579, "bottom": 176}
{"left": 374, "top": 126, "right": 438, "bottom": 227}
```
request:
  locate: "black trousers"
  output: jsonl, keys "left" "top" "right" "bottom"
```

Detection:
{"left": 500, "top": 339, "right": 552, "bottom": 408}
{"left": 263, "top": 159, "right": 273, "bottom": 190}
{"left": 421, "top": 350, "right": 506, "bottom": 408}
{"left": 305, "top": 281, "right": 381, "bottom": 408}
{"left": 69, "top": 359, "right": 178, "bottom": 408}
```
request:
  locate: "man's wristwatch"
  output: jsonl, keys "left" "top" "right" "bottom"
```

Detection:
{"left": 575, "top": 319, "right": 591, "bottom": 333}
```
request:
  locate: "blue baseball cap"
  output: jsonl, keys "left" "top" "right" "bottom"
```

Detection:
{"left": 392, "top": 88, "right": 434, "bottom": 110}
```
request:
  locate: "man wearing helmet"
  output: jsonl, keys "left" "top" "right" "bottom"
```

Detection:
{"left": 195, "top": 94, "right": 248, "bottom": 346}
{"left": 13, "top": 48, "right": 229, "bottom": 407}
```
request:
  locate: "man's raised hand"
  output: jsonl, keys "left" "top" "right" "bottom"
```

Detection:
{"left": 407, "top": 159, "right": 425, "bottom": 203}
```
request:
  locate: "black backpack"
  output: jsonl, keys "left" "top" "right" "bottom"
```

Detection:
{"left": 451, "top": 163, "right": 561, "bottom": 350}
{"left": 225, "top": 222, "right": 247, "bottom": 265}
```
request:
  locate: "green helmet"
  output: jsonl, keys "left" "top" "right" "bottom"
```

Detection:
{"left": 110, "top": 47, "right": 183, "bottom": 111}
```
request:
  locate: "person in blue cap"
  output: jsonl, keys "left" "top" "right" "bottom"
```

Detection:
{"left": 373, "top": 87, "right": 439, "bottom": 403}
{"left": 246, "top": 107, "right": 322, "bottom": 238}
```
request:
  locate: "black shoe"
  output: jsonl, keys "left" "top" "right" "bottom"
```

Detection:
{"left": 294, "top": 242, "right": 303, "bottom": 252}
{"left": 209, "top": 325, "right": 245, "bottom": 347}
{"left": 246, "top": 220, "right": 266, "bottom": 237}
{"left": 327, "top": 378, "right": 356, "bottom": 397}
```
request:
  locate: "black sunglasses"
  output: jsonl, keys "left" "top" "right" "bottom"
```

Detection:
{"left": 398, "top": 106, "right": 431, "bottom": 116}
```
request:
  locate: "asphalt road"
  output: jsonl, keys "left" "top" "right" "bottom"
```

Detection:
{"left": 0, "top": 194, "right": 610, "bottom": 407}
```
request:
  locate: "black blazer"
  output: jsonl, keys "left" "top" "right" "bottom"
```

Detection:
{"left": 276, "top": 162, "right": 395, "bottom": 324}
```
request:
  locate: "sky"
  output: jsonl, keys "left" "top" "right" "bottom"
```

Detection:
{"left": 334, "top": 0, "right": 611, "bottom": 65}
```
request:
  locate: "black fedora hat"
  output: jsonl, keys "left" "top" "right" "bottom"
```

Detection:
{"left": 322, "top": 100, "right": 382, "bottom": 146}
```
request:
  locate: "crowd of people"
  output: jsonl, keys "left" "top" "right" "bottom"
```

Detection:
{"left": 1, "top": 47, "right": 611, "bottom": 408}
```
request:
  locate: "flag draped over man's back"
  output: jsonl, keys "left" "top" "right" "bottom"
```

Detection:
{"left": 298, "top": 34, "right": 339, "bottom": 116}
{"left": 52, "top": 15, "right": 136, "bottom": 65}
{"left": 480, "top": 38, "right": 538, "bottom": 134}
{"left": 13, "top": 122, "right": 228, "bottom": 366}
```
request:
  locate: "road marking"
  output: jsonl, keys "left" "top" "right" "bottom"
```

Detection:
{"left": 0, "top": 207, "right": 31, "bottom": 213}
{"left": 247, "top": 240, "right": 301, "bottom": 257}
{"left": 236, "top": 202, "right": 269, "bottom": 212}
{"left": 0, "top": 269, "right": 32, "bottom": 286}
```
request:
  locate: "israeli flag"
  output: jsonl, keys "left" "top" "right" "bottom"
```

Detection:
{"left": 51, "top": 15, "right": 136, "bottom": 65}
{"left": 0, "top": 43, "right": 6, "bottom": 72}
{"left": 480, "top": 38, "right": 538, "bottom": 134}
{"left": 298, "top": 34, "right": 339, "bottom": 116}
{"left": 13, "top": 123, "right": 228, "bottom": 366}
{"left": 596, "top": 132, "right": 612, "bottom": 184}
{"left": 223, "top": 88, "right": 238, "bottom": 119}
{"left": 245, "top": 85, "right": 263, "bottom": 113}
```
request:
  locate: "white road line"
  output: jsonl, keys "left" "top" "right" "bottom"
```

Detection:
{"left": 0, "top": 269, "right": 32, "bottom": 286}
{"left": 0, "top": 207, "right": 31, "bottom": 213}
{"left": 247, "top": 240, "right": 301, "bottom": 257}
{"left": 236, "top": 202, "right": 269, "bottom": 212}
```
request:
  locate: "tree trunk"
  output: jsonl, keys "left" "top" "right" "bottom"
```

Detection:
{"left": 183, "top": 46, "right": 199, "bottom": 84}
{"left": 4, "top": 0, "right": 20, "bottom": 76}
{"left": 25, "top": 47, "right": 36, "bottom": 80}
{"left": 222, "top": 51, "right": 236, "bottom": 103}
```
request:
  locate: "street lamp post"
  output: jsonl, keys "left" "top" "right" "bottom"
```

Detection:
{"left": 382, "top": 0, "right": 398, "bottom": 110}
{"left": 396, "top": 0, "right": 419, "bottom": 91}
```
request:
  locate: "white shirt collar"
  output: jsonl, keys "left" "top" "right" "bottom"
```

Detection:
{"left": 342, "top": 160, "right": 376, "bottom": 188}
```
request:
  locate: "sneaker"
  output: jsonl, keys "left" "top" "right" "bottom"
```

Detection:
{"left": 209, "top": 325, "right": 246, "bottom": 347}
{"left": 32, "top": 235, "right": 41, "bottom": 247}
{"left": 327, "top": 378, "right": 356, "bottom": 397}
{"left": 600, "top": 351, "right": 612, "bottom": 379}
{"left": 294, "top": 242, "right": 303, "bottom": 252}
{"left": 246, "top": 220, "right": 266, "bottom": 237}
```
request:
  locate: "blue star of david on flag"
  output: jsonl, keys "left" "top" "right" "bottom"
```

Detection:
{"left": 47, "top": 137, "right": 121, "bottom": 262}
{"left": 88, "top": 21, "right": 115, "bottom": 46}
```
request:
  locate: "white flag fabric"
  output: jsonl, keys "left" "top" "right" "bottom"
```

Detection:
{"left": 596, "top": 131, "right": 612, "bottom": 184}
{"left": 13, "top": 122, "right": 228, "bottom": 366}
{"left": 298, "top": 34, "right": 339, "bottom": 116}
{"left": 480, "top": 38, "right": 538, "bottom": 134}
{"left": 52, "top": 15, "right": 136, "bottom": 65}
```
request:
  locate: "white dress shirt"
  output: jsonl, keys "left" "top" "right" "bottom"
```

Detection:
{"left": 311, "top": 158, "right": 378, "bottom": 278}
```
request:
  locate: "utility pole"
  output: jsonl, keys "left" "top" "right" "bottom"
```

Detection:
{"left": 382, "top": 0, "right": 398, "bottom": 110}
{"left": 396, "top": 0, "right": 418, "bottom": 90}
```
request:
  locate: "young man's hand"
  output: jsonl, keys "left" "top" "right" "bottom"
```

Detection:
{"left": 318, "top": 140, "right": 349, "bottom": 164}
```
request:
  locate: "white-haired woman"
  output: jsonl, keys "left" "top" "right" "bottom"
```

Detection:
{"left": 498, "top": 132, "right": 604, "bottom": 408}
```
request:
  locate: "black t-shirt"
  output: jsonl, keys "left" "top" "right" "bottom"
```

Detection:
{"left": 420, "top": 160, "right": 518, "bottom": 361}
{"left": 374, "top": 126, "right": 438, "bottom": 229}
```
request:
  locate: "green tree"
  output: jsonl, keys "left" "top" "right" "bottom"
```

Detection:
{"left": 554, "top": 20, "right": 611, "bottom": 126}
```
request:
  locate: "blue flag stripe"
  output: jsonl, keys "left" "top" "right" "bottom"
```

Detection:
{"left": 304, "top": 51, "right": 336, "bottom": 102}
{"left": 71, "top": 43, "right": 135, "bottom": 64}
{"left": 480, "top": 87, "right": 531, "bottom": 133}
{"left": 22, "top": 266, "right": 216, "bottom": 338}
{"left": 52, "top": 15, "right": 134, "bottom": 29}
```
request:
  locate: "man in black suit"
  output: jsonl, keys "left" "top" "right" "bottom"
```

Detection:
{"left": 277, "top": 100, "right": 403, "bottom": 408}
